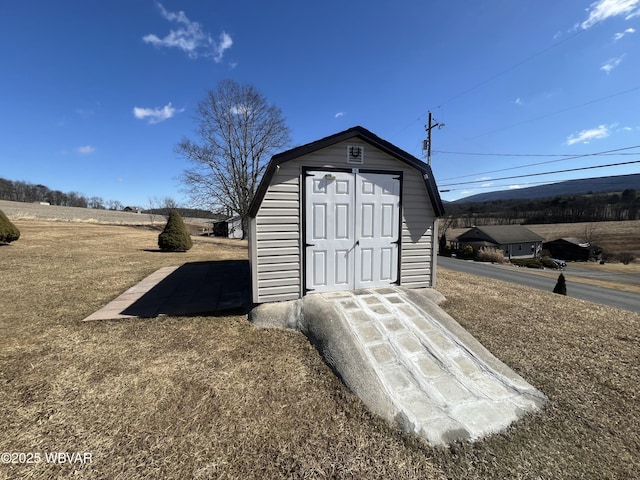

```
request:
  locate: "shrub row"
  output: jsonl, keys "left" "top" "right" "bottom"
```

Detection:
{"left": 511, "top": 257, "right": 561, "bottom": 269}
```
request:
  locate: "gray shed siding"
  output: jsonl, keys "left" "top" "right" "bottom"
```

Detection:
{"left": 251, "top": 140, "right": 437, "bottom": 303}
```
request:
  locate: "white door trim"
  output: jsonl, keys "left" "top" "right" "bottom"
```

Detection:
{"left": 303, "top": 168, "right": 401, "bottom": 294}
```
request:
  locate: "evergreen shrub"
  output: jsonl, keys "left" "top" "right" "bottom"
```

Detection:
{"left": 511, "top": 258, "right": 543, "bottom": 269}
{"left": 461, "top": 245, "right": 475, "bottom": 259}
{"left": 158, "top": 210, "right": 193, "bottom": 252}
{"left": 553, "top": 273, "right": 567, "bottom": 295}
{"left": 540, "top": 257, "right": 561, "bottom": 269}
{"left": 618, "top": 252, "right": 636, "bottom": 265}
{"left": 0, "top": 209, "right": 20, "bottom": 244}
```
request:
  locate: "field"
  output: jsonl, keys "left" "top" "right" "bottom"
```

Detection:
{"left": 1, "top": 219, "right": 639, "bottom": 479}
{"left": 0, "top": 199, "right": 211, "bottom": 229}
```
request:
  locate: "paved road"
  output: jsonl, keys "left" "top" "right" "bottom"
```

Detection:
{"left": 437, "top": 256, "right": 640, "bottom": 314}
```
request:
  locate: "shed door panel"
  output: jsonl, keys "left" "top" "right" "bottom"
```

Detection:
{"left": 306, "top": 171, "right": 355, "bottom": 292}
{"left": 355, "top": 172, "right": 400, "bottom": 289}
{"left": 305, "top": 171, "right": 399, "bottom": 293}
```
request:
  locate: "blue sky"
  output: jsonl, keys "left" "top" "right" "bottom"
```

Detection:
{"left": 1, "top": 0, "right": 639, "bottom": 207}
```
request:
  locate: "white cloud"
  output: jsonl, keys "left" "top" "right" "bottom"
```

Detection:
{"left": 133, "top": 102, "right": 181, "bottom": 124}
{"left": 613, "top": 27, "right": 636, "bottom": 40}
{"left": 143, "top": 3, "right": 232, "bottom": 62}
{"left": 509, "top": 184, "right": 523, "bottom": 190}
{"left": 476, "top": 176, "right": 493, "bottom": 188}
{"left": 566, "top": 124, "right": 610, "bottom": 145}
{"left": 579, "top": 0, "right": 640, "bottom": 29}
{"left": 600, "top": 54, "right": 625, "bottom": 73}
{"left": 212, "top": 32, "right": 233, "bottom": 63}
{"left": 334, "top": 112, "right": 345, "bottom": 118}
{"left": 75, "top": 145, "right": 95, "bottom": 154}
{"left": 515, "top": 97, "right": 523, "bottom": 106}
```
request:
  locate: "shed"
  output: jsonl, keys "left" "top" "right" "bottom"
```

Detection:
{"left": 542, "top": 237, "right": 602, "bottom": 262}
{"left": 247, "top": 126, "right": 445, "bottom": 304}
{"left": 455, "top": 225, "right": 544, "bottom": 259}
{"left": 227, "top": 216, "right": 243, "bottom": 239}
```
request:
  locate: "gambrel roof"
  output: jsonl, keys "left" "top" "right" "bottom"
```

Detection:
{"left": 249, "top": 126, "right": 445, "bottom": 217}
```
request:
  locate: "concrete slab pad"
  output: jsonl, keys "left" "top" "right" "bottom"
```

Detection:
{"left": 83, "top": 260, "right": 250, "bottom": 321}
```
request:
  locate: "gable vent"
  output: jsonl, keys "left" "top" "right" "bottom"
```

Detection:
{"left": 347, "top": 145, "right": 364, "bottom": 164}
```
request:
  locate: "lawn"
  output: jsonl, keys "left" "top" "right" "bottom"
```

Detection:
{"left": 1, "top": 220, "right": 638, "bottom": 479}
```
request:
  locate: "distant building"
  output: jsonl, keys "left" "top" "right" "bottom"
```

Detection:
{"left": 455, "top": 225, "right": 544, "bottom": 259}
{"left": 227, "top": 216, "right": 243, "bottom": 239}
{"left": 542, "top": 238, "right": 602, "bottom": 262}
{"left": 206, "top": 215, "right": 243, "bottom": 238}
{"left": 123, "top": 206, "right": 141, "bottom": 213}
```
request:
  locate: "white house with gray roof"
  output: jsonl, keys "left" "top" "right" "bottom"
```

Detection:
{"left": 455, "top": 225, "right": 544, "bottom": 259}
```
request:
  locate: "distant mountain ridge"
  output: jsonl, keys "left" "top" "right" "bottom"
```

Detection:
{"left": 453, "top": 174, "right": 640, "bottom": 203}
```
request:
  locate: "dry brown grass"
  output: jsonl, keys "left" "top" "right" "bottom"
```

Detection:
{"left": 0, "top": 221, "right": 442, "bottom": 479}
{"left": 1, "top": 220, "right": 639, "bottom": 479}
{"left": 434, "top": 269, "right": 640, "bottom": 479}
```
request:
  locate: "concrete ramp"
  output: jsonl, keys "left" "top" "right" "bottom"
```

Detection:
{"left": 252, "top": 287, "right": 547, "bottom": 446}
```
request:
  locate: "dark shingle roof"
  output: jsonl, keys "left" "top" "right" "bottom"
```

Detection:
{"left": 457, "top": 225, "right": 545, "bottom": 244}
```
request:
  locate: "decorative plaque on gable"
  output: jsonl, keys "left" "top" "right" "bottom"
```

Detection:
{"left": 347, "top": 145, "right": 364, "bottom": 164}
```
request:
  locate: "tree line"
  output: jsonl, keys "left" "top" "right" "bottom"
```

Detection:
{"left": 444, "top": 189, "right": 639, "bottom": 228}
{"left": 0, "top": 177, "right": 124, "bottom": 210}
{"left": 0, "top": 177, "right": 222, "bottom": 220}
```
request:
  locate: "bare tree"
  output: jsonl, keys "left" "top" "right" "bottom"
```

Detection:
{"left": 162, "top": 196, "right": 179, "bottom": 210}
{"left": 147, "top": 197, "right": 160, "bottom": 224}
{"left": 177, "top": 79, "right": 291, "bottom": 239}
{"left": 88, "top": 196, "right": 105, "bottom": 209}
{"left": 107, "top": 199, "right": 124, "bottom": 211}
{"left": 583, "top": 223, "right": 599, "bottom": 245}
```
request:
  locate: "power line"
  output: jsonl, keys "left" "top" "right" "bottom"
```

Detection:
{"left": 468, "top": 85, "right": 640, "bottom": 140}
{"left": 439, "top": 160, "right": 640, "bottom": 187}
{"left": 434, "top": 150, "right": 640, "bottom": 158}
{"left": 438, "top": 145, "right": 640, "bottom": 181}
{"left": 441, "top": 178, "right": 638, "bottom": 193}
{"left": 393, "top": 28, "right": 586, "bottom": 137}
{"left": 429, "top": 29, "right": 587, "bottom": 110}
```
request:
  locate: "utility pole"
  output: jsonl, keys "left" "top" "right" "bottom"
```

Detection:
{"left": 424, "top": 111, "right": 444, "bottom": 166}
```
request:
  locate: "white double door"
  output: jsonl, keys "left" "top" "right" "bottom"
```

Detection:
{"left": 305, "top": 170, "right": 400, "bottom": 293}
